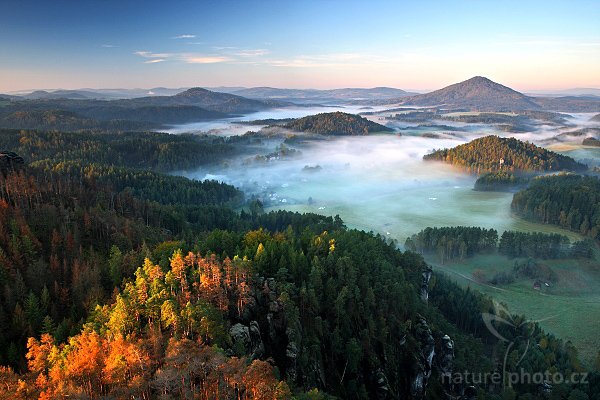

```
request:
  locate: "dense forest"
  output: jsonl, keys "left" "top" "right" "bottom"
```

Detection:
{"left": 285, "top": 112, "right": 393, "bottom": 136}
{"left": 0, "top": 128, "right": 245, "bottom": 172}
{"left": 474, "top": 171, "right": 527, "bottom": 191}
{"left": 404, "top": 227, "right": 498, "bottom": 263}
{"left": 0, "top": 161, "right": 594, "bottom": 399}
{"left": 512, "top": 174, "right": 600, "bottom": 241}
{"left": 0, "top": 126, "right": 598, "bottom": 398}
{"left": 424, "top": 135, "right": 587, "bottom": 174}
{"left": 0, "top": 110, "right": 157, "bottom": 131}
{"left": 499, "top": 231, "right": 573, "bottom": 259}
{"left": 406, "top": 226, "right": 594, "bottom": 263}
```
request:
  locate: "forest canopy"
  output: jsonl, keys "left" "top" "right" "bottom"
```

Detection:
{"left": 284, "top": 112, "right": 393, "bottom": 136}
{"left": 512, "top": 174, "right": 600, "bottom": 241}
{"left": 424, "top": 135, "right": 587, "bottom": 173}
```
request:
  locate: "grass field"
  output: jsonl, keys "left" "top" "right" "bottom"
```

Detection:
{"left": 431, "top": 253, "right": 600, "bottom": 367}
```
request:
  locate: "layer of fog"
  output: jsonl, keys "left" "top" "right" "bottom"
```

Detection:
{"left": 183, "top": 134, "right": 584, "bottom": 245}
{"left": 164, "top": 105, "right": 390, "bottom": 136}
{"left": 174, "top": 107, "right": 598, "bottom": 245}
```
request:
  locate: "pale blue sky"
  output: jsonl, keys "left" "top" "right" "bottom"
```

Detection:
{"left": 1, "top": 0, "right": 599, "bottom": 91}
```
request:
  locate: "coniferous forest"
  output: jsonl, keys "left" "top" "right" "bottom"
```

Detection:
{"left": 424, "top": 136, "right": 587, "bottom": 174}
{"left": 0, "top": 123, "right": 598, "bottom": 400}
{"left": 512, "top": 174, "right": 600, "bottom": 241}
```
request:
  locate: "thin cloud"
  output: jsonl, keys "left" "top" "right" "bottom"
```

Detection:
{"left": 211, "top": 47, "right": 269, "bottom": 57}
{"left": 172, "top": 34, "right": 196, "bottom": 39}
{"left": 183, "top": 55, "right": 231, "bottom": 64}
{"left": 134, "top": 50, "right": 229, "bottom": 64}
{"left": 264, "top": 53, "right": 370, "bottom": 68}
{"left": 212, "top": 46, "right": 239, "bottom": 50}
{"left": 134, "top": 51, "right": 172, "bottom": 58}
{"left": 101, "top": 44, "right": 117, "bottom": 48}
{"left": 132, "top": 46, "right": 272, "bottom": 65}
{"left": 233, "top": 49, "right": 270, "bottom": 57}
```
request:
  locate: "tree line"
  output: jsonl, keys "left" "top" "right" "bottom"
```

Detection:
{"left": 0, "top": 128, "right": 241, "bottom": 172}
{"left": 512, "top": 174, "right": 600, "bottom": 241}
{"left": 405, "top": 226, "right": 594, "bottom": 263}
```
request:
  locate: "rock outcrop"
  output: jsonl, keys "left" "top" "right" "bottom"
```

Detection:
{"left": 229, "top": 321, "right": 265, "bottom": 360}
{"left": 421, "top": 266, "right": 433, "bottom": 303}
{"left": 0, "top": 151, "right": 24, "bottom": 176}
{"left": 411, "top": 316, "right": 435, "bottom": 399}
{"left": 438, "top": 334, "right": 455, "bottom": 398}
{"left": 235, "top": 276, "right": 300, "bottom": 382}
{"left": 374, "top": 367, "right": 393, "bottom": 400}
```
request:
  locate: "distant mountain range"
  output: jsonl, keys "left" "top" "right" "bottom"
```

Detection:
{"left": 21, "top": 90, "right": 110, "bottom": 100}
{"left": 3, "top": 86, "right": 414, "bottom": 103}
{"left": 4, "top": 87, "right": 188, "bottom": 100}
{"left": 4, "top": 80, "right": 600, "bottom": 111}
{"left": 2, "top": 78, "right": 599, "bottom": 131}
{"left": 393, "top": 76, "right": 600, "bottom": 112}
{"left": 0, "top": 87, "right": 281, "bottom": 130}
{"left": 216, "top": 87, "right": 414, "bottom": 103}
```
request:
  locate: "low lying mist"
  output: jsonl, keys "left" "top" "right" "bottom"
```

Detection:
{"left": 182, "top": 130, "right": 585, "bottom": 244}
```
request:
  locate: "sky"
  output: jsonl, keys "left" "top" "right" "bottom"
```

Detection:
{"left": 1, "top": 0, "right": 599, "bottom": 92}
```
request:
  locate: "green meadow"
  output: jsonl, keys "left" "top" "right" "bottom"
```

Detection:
{"left": 432, "top": 253, "right": 600, "bottom": 366}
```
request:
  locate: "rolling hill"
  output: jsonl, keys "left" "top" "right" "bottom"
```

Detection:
{"left": 21, "top": 90, "right": 94, "bottom": 100}
{"left": 0, "top": 110, "right": 156, "bottom": 131}
{"left": 284, "top": 111, "right": 393, "bottom": 135}
{"left": 424, "top": 135, "right": 587, "bottom": 173}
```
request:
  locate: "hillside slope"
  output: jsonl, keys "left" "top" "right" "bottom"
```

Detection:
{"left": 285, "top": 111, "right": 393, "bottom": 135}
{"left": 399, "top": 76, "right": 540, "bottom": 110}
{"left": 424, "top": 135, "right": 587, "bottom": 172}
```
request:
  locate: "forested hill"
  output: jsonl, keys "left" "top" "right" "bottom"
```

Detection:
{"left": 0, "top": 110, "right": 158, "bottom": 131}
{"left": 397, "top": 76, "right": 540, "bottom": 111}
{"left": 0, "top": 87, "right": 279, "bottom": 131}
{"left": 0, "top": 129, "right": 238, "bottom": 172}
{"left": 512, "top": 174, "right": 600, "bottom": 241}
{"left": 284, "top": 111, "right": 393, "bottom": 135}
{"left": 424, "top": 135, "right": 587, "bottom": 173}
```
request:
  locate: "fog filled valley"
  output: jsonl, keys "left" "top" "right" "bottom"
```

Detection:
{"left": 1, "top": 75, "right": 600, "bottom": 399}
{"left": 180, "top": 107, "right": 599, "bottom": 244}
